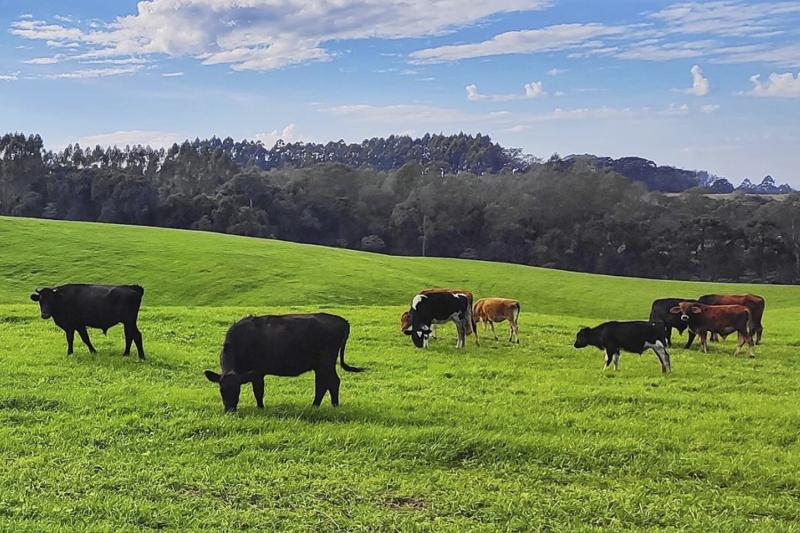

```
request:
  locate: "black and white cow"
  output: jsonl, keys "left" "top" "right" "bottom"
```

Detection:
{"left": 403, "top": 291, "right": 473, "bottom": 349}
{"left": 30, "top": 284, "right": 145, "bottom": 360}
{"left": 573, "top": 321, "right": 671, "bottom": 374}
{"left": 204, "top": 313, "right": 364, "bottom": 412}
{"left": 648, "top": 297, "right": 699, "bottom": 347}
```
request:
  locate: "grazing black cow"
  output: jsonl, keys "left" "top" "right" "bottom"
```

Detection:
{"left": 203, "top": 313, "right": 364, "bottom": 412}
{"left": 30, "top": 284, "right": 145, "bottom": 360}
{"left": 649, "top": 297, "right": 699, "bottom": 347}
{"left": 573, "top": 321, "right": 671, "bottom": 374}
{"left": 403, "top": 291, "right": 472, "bottom": 349}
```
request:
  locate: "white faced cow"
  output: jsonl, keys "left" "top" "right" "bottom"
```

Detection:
{"left": 403, "top": 292, "right": 473, "bottom": 349}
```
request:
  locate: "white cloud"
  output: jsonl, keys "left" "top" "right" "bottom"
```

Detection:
{"left": 701, "top": 103, "right": 721, "bottom": 113}
{"left": 685, "top": 64, "right": 710, "bottom": 95}
{"left": 615, "top": 40, "right": 713, "bottom": 61}
{"left": 78, "top": 130, "right": 183, "bottom": 148}
{"left": 547, "top": 68, "right": 567, "bottom": 76}
{"left": 0, "top": 72, "right": 20, "bottom": 81}
{"left": 465, "top": 81, "right": 546, "bottom": 101}
{"left": 254, "top": 124, "right": 309, "bottom": 146}
{"left": 43, "top": 66, "right": 141, "bottom": 80}
{"left": 9, "top": 1, "right": 551, "bottom": 71}
{"left": 747, "top": 72, "right": 800, "bottom": 97}
{"left": 23, "top": 56, "right": 63, "bottom": 65}
{"left": 162, "top": 71, "right": 184, "bottom": 77}
{"left": 410, "top": 23, "right": 626, "bottom": 63}
{"left": 649, "top": 1, "right": 800, "bottom": 37}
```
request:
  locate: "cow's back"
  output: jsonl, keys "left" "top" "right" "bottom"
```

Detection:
{"left": 223, "top": 313, "right": 347, "bottom": 376}
{"left": 57, "top": 284, "right": 143, "bottom": 327}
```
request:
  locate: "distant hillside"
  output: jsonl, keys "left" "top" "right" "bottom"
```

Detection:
{"left": 563, "top": 154, "right": 794, "bottom": 195}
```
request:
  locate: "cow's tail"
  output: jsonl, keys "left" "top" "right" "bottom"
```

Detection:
{"left": 339, "top": 322, "right": 365, "bottom": 373}
{"left": 745, "top": 309, "right": 755, "bottom": 341}
{"left": 465, "top": 297, "right": 476, "bottom": 336}
{"left": 511, "top": 302, "right": 521, "bottom": 324}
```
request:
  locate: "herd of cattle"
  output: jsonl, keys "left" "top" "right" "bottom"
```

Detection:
{"left": 28, "top": 283, "right": 763, "bottom": 411}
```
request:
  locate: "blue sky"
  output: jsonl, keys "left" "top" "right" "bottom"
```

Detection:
{"left": 1, "top": 0, "right": 799, "bottom": 185}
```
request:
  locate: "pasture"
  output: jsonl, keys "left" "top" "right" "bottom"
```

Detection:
{"left": 1, "top": 216, "right": 799, "bottom": 530}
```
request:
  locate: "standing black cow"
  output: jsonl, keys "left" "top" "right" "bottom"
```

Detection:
{"left": 403, "top": 291, "right": 472, "bottom": 349}
{"left": 30, "top": 284, "right": 145, "bottom": 360}
{"left": 649, "top": 297, "right": 699, "bottom": 347}
{"left": 204, "top": 313, "right": 364, "bottom": 412}
{"left": 573, "top": 321, "right": 671, "bottom": 374}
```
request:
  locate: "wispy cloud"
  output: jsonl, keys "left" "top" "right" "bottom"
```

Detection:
{"left": 78, "top": 130, "right": 183, "bottom": 148}
{"left": 161, "top": 72, "right": 184, "bottom": 77}
{"left": 42, "top": 66, "right": 141, "bottom": 80}
{"left": 411, "top": 23, "right": 626, "bottom": 63}
{"left": 0, "top": 72, "right": 20, "bottom": 81}
{"left": 8, "top": 1, "right": 551, "bottom": 72}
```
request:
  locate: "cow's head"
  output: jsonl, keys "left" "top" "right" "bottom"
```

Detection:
{"left": 204, "top": 370, "right": 255, "bottom": 413}
{"left": 573, "top": 327, "right": 591, "bottom": 348}
{"left": 30, "top": 288, "right": 60, "bottom": 319}
{"left": 670, "top": 301, "right": 702, "bottom": 323}
{"left": 403, "top": 295, "right": 433, "bottom": 348}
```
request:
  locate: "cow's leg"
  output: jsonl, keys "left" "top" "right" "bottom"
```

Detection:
{"left": 123, "top": 323, "right": 134, "bottom": 355}
{"left": 65, "top": 328, "right": 75, "bottom": 355}
{"left": 489, "top": 321, "right": 498, "bottom": 340}
{"left": 252, "top": 375, "right": 265, "bottom": 408}
{"left": 312, "top": 369, "right": 328, "bottom": 407}
{"left": 685, "top": 328, "right": 696, "bottom": 349}
{"left": 131, "top": 323, "right": 145, "bottom": 361}
{"left": 734, "top": 333, "right": 744, "bottom": 356}
{"left": 508, "top": 322, "right": 514, "bottom": 343}
{"left": 612, "top": 351, "right": 620, "bottom": 370}
{"left": 76, "top": 326, "right": 97, "bottom": 354}
{"left": 666, "top": 327, "right": 673, "bottom": 347}
{"left": 700, "top": 331, "right": 709, "bottom": 354}
{"left": 430, "top": 325, "right": 437, "bottom": 339}
{"left": 655, "top": 342, "right": 671, "bottom": 373}
{"left": 454, "top": 320, "right": 466, "bottom": 348}
{"left": 328, "top": 370, "right": 341, "bottom": 407}
{"left": 603, "top": 349, "right": 613, "bottom": 370}
{"left": 756, "top": 326, "right": 763, "bottom": 345}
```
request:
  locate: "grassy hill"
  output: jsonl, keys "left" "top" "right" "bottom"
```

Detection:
{"left": 1, "top": 216, "right": 799, "bottom": 530}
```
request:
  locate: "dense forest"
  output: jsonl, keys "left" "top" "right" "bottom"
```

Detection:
{"left": 2, "top": 132, "right": 799, "bottom": 283}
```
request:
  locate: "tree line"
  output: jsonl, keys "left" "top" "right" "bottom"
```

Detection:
{"left": 2, "top": 132, "right": 799, "bottom": 283}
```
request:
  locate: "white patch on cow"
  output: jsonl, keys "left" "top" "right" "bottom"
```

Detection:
{"left": 411, "top": 294, "right": 426, "bottom": 310}
{"left": 416, "top": 331, "right": 423, "bottom": 338}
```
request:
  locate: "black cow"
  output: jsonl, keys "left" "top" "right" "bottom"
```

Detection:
{"left": 649, "top": 297, "right": 699, "bottom": 347}
{"left": 403, "top": 291, "right": 472, "bottom": 349}
{"left": 30, "top": 284, "right": 145, "bottom": 360}
{"left": 573, "top": 321, "right": 671, "bottom": 374}
{"left": 203, "top": 313, "right": 364, "bottom": 412}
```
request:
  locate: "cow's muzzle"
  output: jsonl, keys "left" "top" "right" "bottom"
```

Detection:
{"left": 41, "top": 312, "right": 50, "bottom": 319}
{"left": 680, "top": 314, "right": 689, "bottom": 322}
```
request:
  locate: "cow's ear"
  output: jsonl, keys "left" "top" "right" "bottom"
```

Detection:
{"left": 669, "top": 306, "right": 681, "bottom": 314}
{"left": 204, "top": 370, "right": 221, "bottom": 383}
{"left": 30, "top": 293, "right": 40, "bottom": 302}
{"left": 691, "top": 306, "right": 703, "bottom": 314}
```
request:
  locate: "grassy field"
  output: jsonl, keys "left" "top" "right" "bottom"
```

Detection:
{"left": 1, "top": 216, "right": 799, "bottom": 531}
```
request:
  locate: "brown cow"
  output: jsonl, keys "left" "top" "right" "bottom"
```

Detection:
{"left": 400, "top": 288, "right": 477, "bottom": 344}
{"left": 698, "top": 294, "right": 765, "bottom": 344}
{"left": 473, "top": 298, "right": 520, "bottom": 343}
{"left": 670, "top": 301, "right": 754, "bottom": 357}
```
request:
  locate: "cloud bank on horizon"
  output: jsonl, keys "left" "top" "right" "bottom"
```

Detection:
{"left": 1, "top": 0, "right": 799, "bottom": 183}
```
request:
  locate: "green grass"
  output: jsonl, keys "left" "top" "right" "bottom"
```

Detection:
{"left": 1, "top": 215, "right": 799, "bottom": 531}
